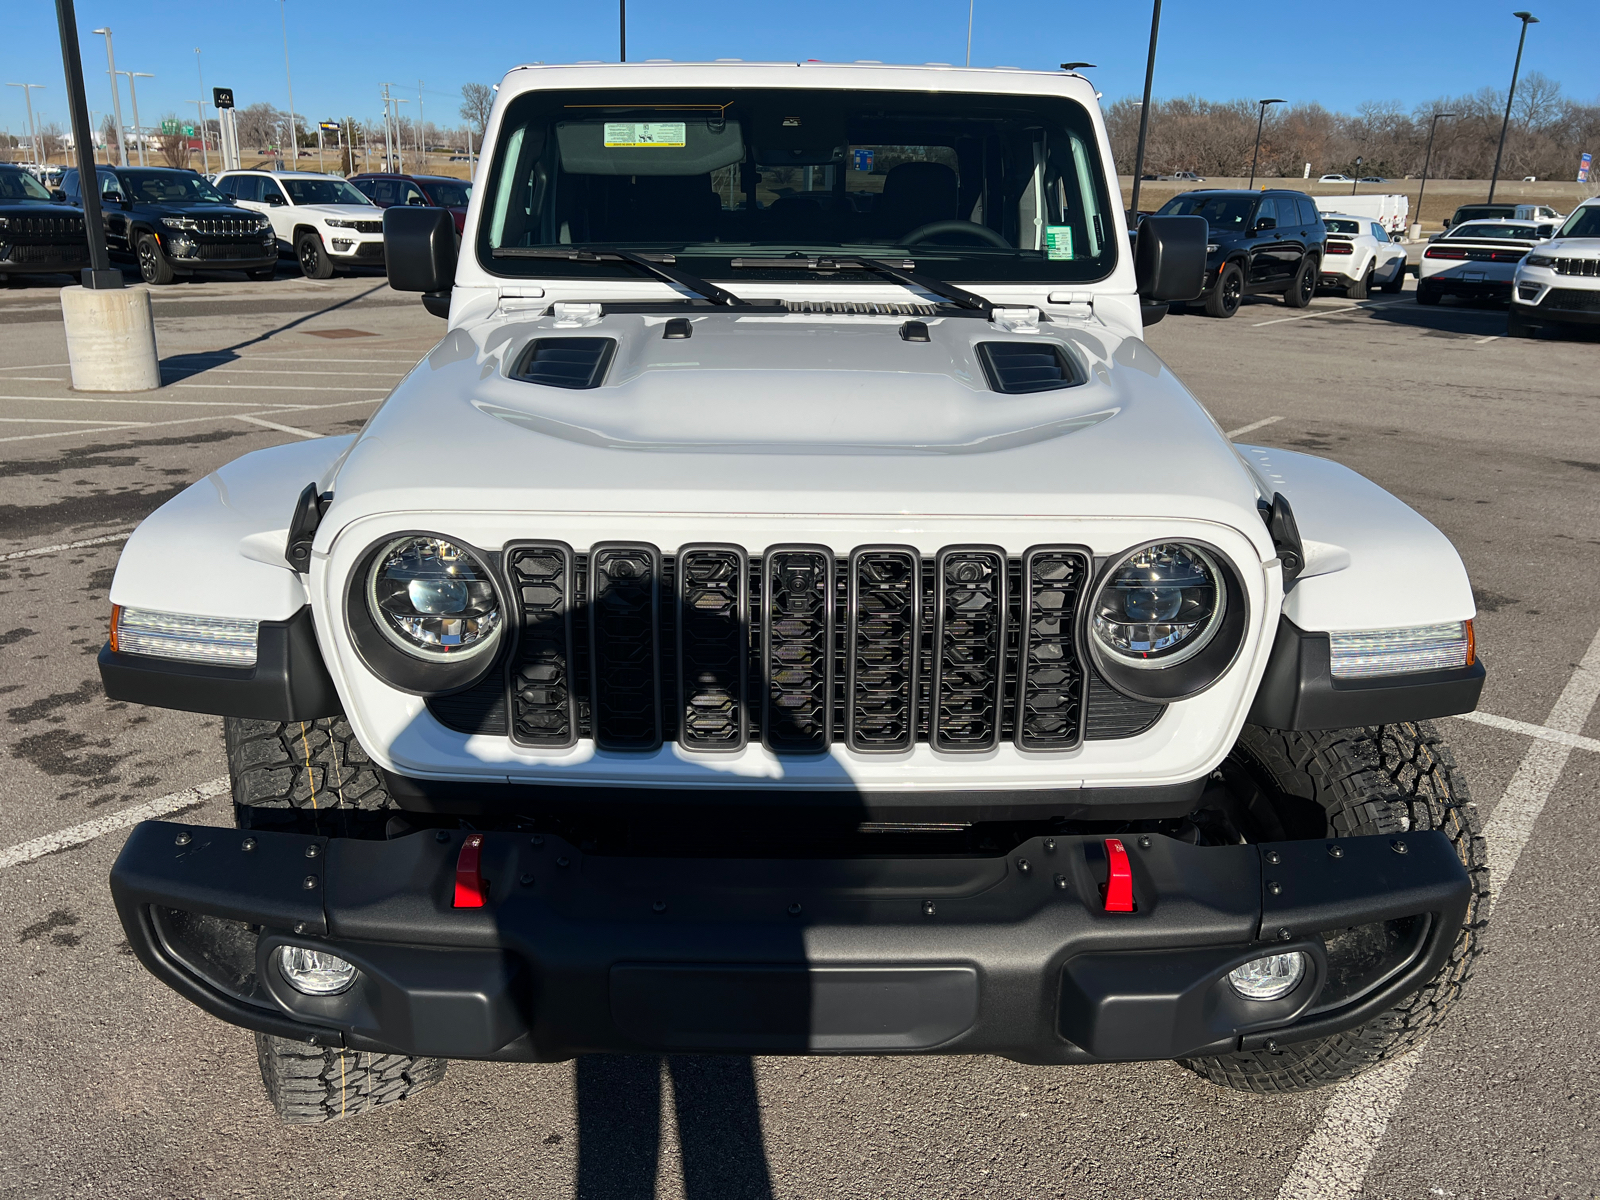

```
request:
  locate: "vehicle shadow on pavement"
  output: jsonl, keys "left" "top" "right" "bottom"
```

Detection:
{"left": 157, "top": 282, "right": 393, "bottom": 381}
{"left": 574, "top": 1054, "right": 775, "bottom": 1199}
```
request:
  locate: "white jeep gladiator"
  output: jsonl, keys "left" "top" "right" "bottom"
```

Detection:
{"left": 103, "top": 62, "right": 1487, "bottom": 1125}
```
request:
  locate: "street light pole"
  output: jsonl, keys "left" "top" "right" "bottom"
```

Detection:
{"left": 1351, "top": 157, "right": 1362, "bottom": 196}
{"left": 393, "top": 97, "right": 408, "bottom": 173}
{"left": 1127, "top": 0, "right": 1162, "bottom": 221}
{"left": 1415, "top": 112, "right": 1455, "bottom": 236}
{"left": 280, "top": 0, "right": 298, "bottom": 165}
{"left": 5, "top": 84, "right": 44, "bottom": 167}
{"left": 194, "top": 48, "right": 209, "bottom": 174}
{"left": 118, "top": 71, "right": 152, "bottom": 166}
{"left": 417, "top": 80, "right": 425, "bottom": 170}
{"left": 54, "top": 0, "right": 118, "bottom": 288}
{"left": 1248, "top": 98, "right": 1285, "bottom": 190}
{"left": 186, "top": 99, "right": 207, "bottom": 170}
{"left": 966, "top": 0, "right": 975, "bottom": 67}
{"left": 91, "top": 28, "right": 126, "bottom": 166}
{"left": 1488, "top": 11, "right": 1539, "bottom": 204}
{"left": 620, "top": 0, "right": 626, "bottom": 61}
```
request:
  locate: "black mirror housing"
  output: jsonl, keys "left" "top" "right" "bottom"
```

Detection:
{"left": 1254, "top": 216, "right": 1276, "bottom": 231}
{"left": 385, "top": 205, "right": 458, "bottom": 311}
{"left": 1134, "top": 215, "right": 1206, "bottom": 303}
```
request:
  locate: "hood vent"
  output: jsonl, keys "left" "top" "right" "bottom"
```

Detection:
{"left": 511, "top": 337, "right": 616, "bottom": 389}
{"left": 977, "top": 342, "right": 1083, "bottom": 394}
{"left": 782, "top": 300, "right": 939, "bottom": 316}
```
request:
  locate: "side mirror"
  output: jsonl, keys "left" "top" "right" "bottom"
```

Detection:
{"left": 385, "top": 205, "right": 457, "bottom": 318}
{"left": 1254, "top": 216, "right": 1276, "bottom": 231}
{"left": 1134, "top": 214, "right": 1206, "bottom": 304}
{"left": 51, "top": 188, "right": 66, "bottom": 202}
{"left": 265, "top": 192, "right": 285, "bottom": 206}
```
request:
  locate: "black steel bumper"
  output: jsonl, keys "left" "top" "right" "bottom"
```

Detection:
{"left": 111, "top": 821, "right": 1471, "bottom": 1065}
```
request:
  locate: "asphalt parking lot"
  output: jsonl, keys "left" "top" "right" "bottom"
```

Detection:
{"left": 1, "top": 267, "right": 1597, "bottom": 1200}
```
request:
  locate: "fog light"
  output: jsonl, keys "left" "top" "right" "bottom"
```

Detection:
{"left": 331, "top": 238, "right": 354, "bottom": 252}
{"left": 277, "top": 945, "right": 357, "bottom": 995}
{"left": 1228, "top": 951, "right": 1307, "bottom": 1001}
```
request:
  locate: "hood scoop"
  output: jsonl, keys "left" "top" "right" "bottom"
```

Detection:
{"left": 511, "top": 338, "right": 617, "bottom": 390}
{"left": 977, "top": 342, "right": 1084, "bottom": 394}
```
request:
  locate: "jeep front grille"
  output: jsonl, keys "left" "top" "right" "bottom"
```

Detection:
{"left": 1549, "top": 258, "right": 1599, "bottom": 277}
{"left": 431, "top": 543, "right": 1166, "bottom": 750}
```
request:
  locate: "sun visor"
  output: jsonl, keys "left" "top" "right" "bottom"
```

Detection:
{"left": 555, "top": 118, "right": 745, "bottom": 176}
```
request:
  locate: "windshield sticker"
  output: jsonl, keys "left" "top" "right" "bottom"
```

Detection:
{"left": 1045, "top": 226, "right": 1075, "bottom": 260}
{"left": 603, "top": 122, "right": 687, "bottom": 148}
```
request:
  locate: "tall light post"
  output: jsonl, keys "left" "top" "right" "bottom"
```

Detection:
{"left": 194, "top": 48, "right": 210, "bottom": 173}
{"left": 417, "top": 80, "right": 425, "bottom": 170}
{"left": 393, "top": 96, "right": 408, "bottom": 173}
{"left": 1351, "top": 156, "right": 1362, "bottom": 195}
{"left": 1488, "top": 11, "right": 1539, "bottom": 204}
{"left": 117, "top": 70, "right": 152, "bottom": 166}
{"left": 1247, "top": 98, "right": 1285, "bottom": 190}
{"left": 966, "top": 0, "right": 975, "bottom": 67}
{"left": 186, "top": 100, "right": 208, "bottom": 171}
{"left": 280, "top": 0, "right": 299, "bottom": 164}
{"left": 6, "top": 83, "right": 45, "bottom": 166}
{"left": 91, "top": 28, "right": 125, "bottom": 166}
{"left": 1414, "top": 112, "right": 1455, "bottom": 237}
{"left": 1126, "top": 0, "right": 1162, "bottom": 220}
{"left": 620, "top": 0, "right": 626, "bottom": 61}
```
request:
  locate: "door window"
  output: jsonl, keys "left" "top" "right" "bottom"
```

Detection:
{"left": 1370, "top": 223, "right": 1390, "bottom": 243}
{"left": 1296, "top": 197, "right": 1319, "bottom": 226}
{"left": 400, "top": 182, "right": 428, "bottom": 206}
{"left": 1254, "top": 198, "right": 1279, "bottom": 229}
{"left": 231, "top": 175, "right": 264, "bottom": 202}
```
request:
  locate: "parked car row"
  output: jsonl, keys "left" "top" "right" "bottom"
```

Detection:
{"left": 0, "top": 163, "right": 470, "bottom": 286}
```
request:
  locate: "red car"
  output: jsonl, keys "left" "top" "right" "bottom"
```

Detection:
{"left": 347, "top": 172, "right": 470, "bottom": 235}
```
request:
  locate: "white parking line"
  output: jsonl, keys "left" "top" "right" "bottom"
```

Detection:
{"left": 0, "top": 417, "right": 149, "bottom": 426}
{"left": 1226, "top": 416, "right": 1283, "bottom": 438}
{"left": 0, "top": 396, "right": 385, "bottom": 445}
{"left": 235, "top": 414, "right": 320, "bottom": 439}
{"left": 1472, "top": 335, "right": 1499, "bottom": 344}
{"left": 0, "top": 363, "right": 70, "bottom": 370}
{"left": 4, "top": 377, "right": 66, "bottom": 382}
{"left": 0, "top": 778, "right": 229, "bottom": 872}
{"left": 173, "top": 383, "right": 397, "bottom": 392}
{"left": 1, "top": 531, "right": 131, "bottom": 562}
{"left": 163, "top": 367, "right": 409, "bottom": 377}
{"left": 1251, "top": 299, "right": 1412, "bottom": 328}
{"left": 3, "top": 394, "right": 306, "bottom": 409}
{"left": 1276, "top": 622, "right": 1600, "bottom": 1200}
{"left": 1453, "top": 709, "right": 1600, "bottom": 753}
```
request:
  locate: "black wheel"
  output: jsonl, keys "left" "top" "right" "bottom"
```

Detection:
{"left": 296, "top": 230, "right": 334, "bottom": 279}
{"left": 247, "top": 265, "right": 277, "bottom": 281}
{"left": 224, "top": 716, "right": 398, "bottom": 832}
{"left": 1283, "top": 257, "right": 1316, "bottom": 308}
{"left": 1179, "top": 722, "right": 1487, "bottom": 1094}
{"left": 135, "top": 232, "right": 175, "bottom": 285}
{"left": 255, "top": 1032, "right": 446, "bottom": 1125}
{"left": 1346, "top": 262, "right": 1373, "bottom": 300}
{"left": 1204, "top": 263, "right": 1244, "bottom": 318}
{"left": 1416, "top": 282, "right": 1441, "bottom": 306}
{"left": 1379, "top": 257, "right": 1407, "bottom": 294}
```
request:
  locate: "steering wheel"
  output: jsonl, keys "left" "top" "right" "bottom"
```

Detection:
{"left": 898, "top": 220, "right": 1012, "bottom": 248}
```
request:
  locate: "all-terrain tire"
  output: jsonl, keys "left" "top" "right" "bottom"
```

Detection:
{"left": 224, "top": 715, "right": 397, "bottom": 824}
{"left": 255, "top": 1032, "right": 446, "bottom": 1125}
{"left": 1179, "top": 721, "right": 1488, "bottom": 1094}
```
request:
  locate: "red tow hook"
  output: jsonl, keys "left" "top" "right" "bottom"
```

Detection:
{"left": 454, "top": 834, "right": 486, "bottom": 908}
{"left": 1103, "top": 838, "right": 1134, "bottom": 912}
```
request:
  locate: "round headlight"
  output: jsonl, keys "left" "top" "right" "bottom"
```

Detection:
{"left": 1091, "top": 542, "right": 1225, "bottom": 669}
{"left": 1228, "top": 951, "right": 1307, "bottom": 1001}
{"left": 366, "top": 536, "right": 502, "bottom": 661}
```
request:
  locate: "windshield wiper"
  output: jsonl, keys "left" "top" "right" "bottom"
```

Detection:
{"left": 493, "top": 246, "right": 750, "bottom": 307}
{"left": 727, "top": 255, "right": 994, "bottom": 317}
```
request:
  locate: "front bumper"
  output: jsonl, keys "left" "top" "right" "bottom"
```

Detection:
{"left": 112, "top": 820, "right": 1470, "bottom": 1064}
{"left": 1512, "top": 278, "right": 1600, "bottom": 325}
{"left": 326, "top": 233, "right": 385, "bottom": 263}
{"left": 0, "top": 241, "right": 93, "bottom": 274}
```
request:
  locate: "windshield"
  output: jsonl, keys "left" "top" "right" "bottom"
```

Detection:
{"left": 282, "top": 177, "right": 373, "bottom": 206}
{"left": 118, "top": 170, "right": 227, "bottom": 204}
{"left": 424, "top": 179, "right": 471, "bottom": 207}
{"left": 0, "top": 169, "right": 52, "bottom": 201}
{"left": 1557, "top": 206, "right": 1600, "bottom": 239}
{"left": 1155, "top": 194, "right": 1253, "bottom": 231}
{"left": 479, "top": 87, "right": 1117, "bottom": 284}
{"left": 1322, "top": 218, "right": 1360, "bottom": 234}
{"left": 1446, "top": 223, "right": 1537, "bottom": 241}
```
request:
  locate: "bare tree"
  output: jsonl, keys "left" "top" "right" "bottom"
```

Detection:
{"left": 236, "top": 102, "right": 285, "bottom": 151}
{"left": 157, "top": 112, "right": 191, "bottom": 168}
{"left": 460, "top": 83, "right": 492, "bottom": 136}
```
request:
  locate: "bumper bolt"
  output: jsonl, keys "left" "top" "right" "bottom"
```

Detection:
{"left": 1391, "top": 839, "right": 1408, "bottom": 854}
{"left": 1043, "top": 838, "right": 1056, "bottom": 853}
{"left": 1329, "top": 843, "right": 1344, "bottom": 858}
{"left": 435, "top": 830, "right": 451, "bottom": 843}
{"left": 1264, "top": 850, "right": 1281, "bottom": 865}
{"left": 303, "top": 875, "right": 319, "bottom": 890}
{"left": 293, "top": 922, "right": 308, "bottom": 934}
{"left": 304, "top": 844, "right": 320, "bottom": 859}
{"left": 1137, "top": 835, "right": 1151, "bottom": 850}
{"left": 922, "top": 900, "right": 937, "bottom": 917}
{"left": 556, "top": 855, "right": 570, "bottom": 868}
{"left": 1016, "top": 857, "right": 1032, "bottom": 875}
{"left": 1267, "top": 881, "right": 1282, "bottom": 896}
{"left": 530, "top": 834, "right": 544, "bottom": 847}
{"left": 174, "top": 831, "right": 191, "bottom": 846}
{"left": 519, "top": 872, "right": 534, "bottom": 886}
{"left": 652, "top": 900, "right": 667, "bottom": 913}
{"left": 1053, "top": 873, "right": 1069, "bottom": 891}
{"left": 1277, "top": 927, "right": 1291, "bottom": 942}
{"left": 1265, "top": 1039, "right": 1281, "bottom": 1054}
{"left": 788, "top": 902, "right": 803, "bottom": 916}
{"left": 241, "top": 837, "right": 257, "bottom": 852}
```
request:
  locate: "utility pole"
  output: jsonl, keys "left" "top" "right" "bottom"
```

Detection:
{"left": 417, "top": 80, "right": 425, "bottom": 171}
{"left": 280, "top": 0, "right": 298, "bottom": 164}
{"left": 186, "top": 100, "right": 207, "bottom": 170}
{"left": 6, "top": 84, "right": 44, "bottom": 167}
{"left": 1488, "top": 11, "right": 1539, "bottom": 204}
{"left": 194, "top": 48, "right": 209, "bottom": 173}
{"left": 1127, "top": 0, "right": 1162, "bottom": 221}
{"left": 1248, "top": 98, "right": 1285, "bottom": 190}
{"left": 393, "top": 96, "right": 408, "bottom": 173}
{"left": 620, "top": 0, "right": 627, "bottom": 61}
{"left": 966, "top": 0, "right": 974, "bottom": 67}
{"left": 91, "top": 28, "right": 125, "bottom": 166}
{"left": 1414, "top": 112, "right": 1455, "bottom": 238}
{"left": 54, "top": 0, "right": 119, "bottom": 291}
{"left": 117, "top": 70, "right": 152, "bottom": 166}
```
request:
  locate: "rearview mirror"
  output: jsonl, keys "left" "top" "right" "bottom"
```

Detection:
{"left": 385, "top": 205, "right": 457, "bottom": 318}
{"left": 1134, "top": 215, "right": 1206, "bottom": 304}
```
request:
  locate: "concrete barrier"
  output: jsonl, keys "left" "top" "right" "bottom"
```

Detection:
{"left": 60, "top": 284, "right": 161, "bottom": 392}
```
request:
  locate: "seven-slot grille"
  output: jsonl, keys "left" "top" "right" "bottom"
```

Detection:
{"left": 5, "top": 215, "right": 85, "bottom": 239}
{"left": 469, "top": 542, "right": 1137, "bottom": 754}
{"left": 189, "top": 218, "right": 260, "bottom": 235}
{"left": 1548, "top": 258, "right": 1599, "bottom": 277}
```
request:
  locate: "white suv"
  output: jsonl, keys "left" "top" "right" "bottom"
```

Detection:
{"left": 214, "top": 170, "right": 385, "bottom": 278}
{"left": 1510, "top": 197, "right": 1600, "bottom": 338}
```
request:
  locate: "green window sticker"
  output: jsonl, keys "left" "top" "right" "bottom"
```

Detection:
{"left": 603, "top": 122, "right": 687, "bottom": 148}
{"left": 1045, "top": 226, "right": 1075, "bottom": 260}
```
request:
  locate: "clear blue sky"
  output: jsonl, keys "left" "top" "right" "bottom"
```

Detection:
{"left": 6, "top": 0, "right": 1597, "bottom": 140}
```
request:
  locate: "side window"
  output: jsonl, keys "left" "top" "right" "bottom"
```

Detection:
{"left": 370, "top": 179, "right": 396, "bottom": 205}
{"left": 234, "top": 176, "right": 262, "bottom": 202}
{"left": 1255, "top": 198, "right": 1278, "bottom": 228}
{"left": 1297, "top": 197, "right": 1319, "bottom": 226}
{"left": 61, "top": 170, "right": 79, "bottom": 200}
{"left": 265, "top": 179, "right": 289, "bottom": 205}
{"left": 1371, "top": 223, "right": 1389, "bottom": 243}
{"left": 101, "top": 173, "right": 123, "bottom": 199}
{"left": 216, "top": 176, "right": 237, "bottom": 199}
{"left": 401, "top": 183, "right": 427, "bottom": 206}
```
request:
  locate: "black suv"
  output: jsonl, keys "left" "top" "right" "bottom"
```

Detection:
{"left": 0, "top": 164, "right": 91, "bottom": 283}
{"left": 1153, "top": 189, "right": 1327, "bottom": 318}
{"left": 60, "top": 166, "right": 278, "bottom": 285}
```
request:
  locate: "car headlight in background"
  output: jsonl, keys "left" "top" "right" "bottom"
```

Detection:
{"left": 1523, "top": 254, "right": 1555, "bottom": 268}
{"left": 366, "top": 536, "right": 502, "bottom": 661}
{"left": 1092, "top": 543, "right": 1226, "bottom": 669}
{"left": 324, "top": 218, "right": 362, "bottom": 229}
{"left": 159, "top": 216, "right": 197, "bottom": 230}
{"left": 1206, "top": 243, "right": 1219, "bottom": 254}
